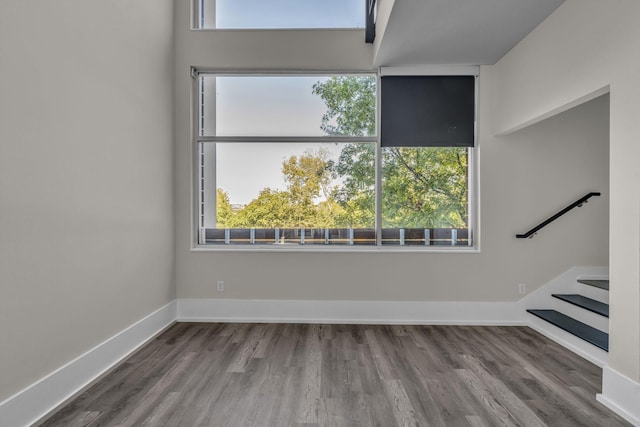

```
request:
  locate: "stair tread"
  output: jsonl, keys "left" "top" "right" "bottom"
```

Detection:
{"left": 552, "top": 294, "right": 609, "bottom": 317}
{"left": 527, "top": 309, "right": 608, "bottom": 351}
{"left": 577, "top": 279, "right": 609, "bottom": 290}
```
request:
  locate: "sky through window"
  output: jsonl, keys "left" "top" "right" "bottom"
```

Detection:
{"left": 199, "top": 0, "right": 364, "bottom": 29}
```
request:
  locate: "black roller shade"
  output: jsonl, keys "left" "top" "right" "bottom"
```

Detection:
{"left": 381, "top": 76, "right": 475, "bottom": 147}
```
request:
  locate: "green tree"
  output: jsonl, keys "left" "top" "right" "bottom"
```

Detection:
{"left": 332, "top": 143, "right": 375, "bottom": 228}
{"left": 223, "top": 149, "right": 339, "bottom": 229}
{"left": 281, "top": 148, "right": 335, "bottom": 227}
{"left": 231, "top": 188, "right": 293, "bottom": 228}
{"left": 313, "top": 76, "right": 377, "bottom": 227}
{"left": 216, "top": 188, "right": 235, "bottom": 228}
{"left": 382, "top": 147, "right": 467, "bottom": 228}
{"left": 312, "top": 76, "right": 376, "bottom": 136}
{"left": 282, "top": 148, "right": 332, "bottom": 206}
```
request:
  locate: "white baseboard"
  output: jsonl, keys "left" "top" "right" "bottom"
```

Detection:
{"left": 527, "top": 316, "right": 608, "bottom": 367}
{"left": 177, "top": 298, "right": 525, "bottom": 325}
{"left": 0, "top": 301, "right": 177, "bottom": 427}
{"left": 597, "top": 366, "right": 640, "bottom": 426}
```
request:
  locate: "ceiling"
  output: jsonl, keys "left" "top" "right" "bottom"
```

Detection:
{"left": 375, "top": 0, "right": 565, "bottom": 66}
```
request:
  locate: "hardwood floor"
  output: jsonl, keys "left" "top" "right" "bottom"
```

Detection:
{"left": 38, "top": 323, "right": 629, "bottom": 426}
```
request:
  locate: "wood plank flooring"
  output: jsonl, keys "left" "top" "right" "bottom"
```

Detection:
{"left": 38, "top": 323, "right": 630, "bottom": 426}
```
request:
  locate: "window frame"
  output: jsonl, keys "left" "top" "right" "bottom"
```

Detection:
{"left": 191, "top": 69, "right": 479, "bottom": 252}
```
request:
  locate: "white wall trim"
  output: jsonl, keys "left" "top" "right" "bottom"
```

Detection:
{"left": 597, "top": 366, "right": 640, "bottom": 426}
{"left": 177, "top": 298, "right": 524, "bottom": 325}
{"left": 527, "top": 317, "right": 608, "bottom": 367}
{"left": 0, "top": 301, "right": 177, "bottom": 427}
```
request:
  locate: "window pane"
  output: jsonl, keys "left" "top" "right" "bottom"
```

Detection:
{"left": 381, "top": 147, "right": 471, "bottom": 246}
{"left": 200, "top": 75, "right": 376, "bottom": 137}
{"left": 197, "top": 0, "right": 364, "bottom": 29}
{"left": 200, "top": 142, "right": 376, "bottom": 245}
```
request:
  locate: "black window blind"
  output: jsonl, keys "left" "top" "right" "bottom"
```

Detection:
{"left": 381, "top": 76, "right": 475, "bottom": 147}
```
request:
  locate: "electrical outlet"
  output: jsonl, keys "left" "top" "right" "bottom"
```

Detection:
{"left": 217, "top": 280, "right": 224, "bottom": 292}
{"left": 518, "top": 283, "right": 526, "bottom": 295}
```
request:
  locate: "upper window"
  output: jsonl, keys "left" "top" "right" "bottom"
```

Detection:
{"left": 194, "top": 73, "right": 476, "bottom": 249}
{"left": 201, "top": 75, "right": 374, "bottom": 137}
{"left": 196, "top": 0, "right": 365, "bottom": 30}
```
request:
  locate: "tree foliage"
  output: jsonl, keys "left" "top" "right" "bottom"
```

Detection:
{"left": 219, "top": 149, "right": 342, "bottom": 228}
{"left": 282, "top": 148, "right": 333, "bottom": 206}
{"left": 216, "top": 188, "right": 234, "bottom": 228}
{"left": 312, "top": 76, "right": 377, "bottom": 227}
{"left": 231, "top": 188, "right": 292, "bottom": 228}
{"left": 382, "top": 147, "right": 467, "bottom": 228}
{"left": 332, "top": 143, "right": 375, "bottom": 228}
{"left": 311, "top": 76, "right": 376, "bottom": 136}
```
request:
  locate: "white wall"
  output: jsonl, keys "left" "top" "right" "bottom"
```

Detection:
{"left": 174, "top": 0, "right": 609, "bottom": 305}
{"left": 0, "top": 0, "right": 175, "bottom": 402}
{"left": 491, "top": 0, "right": 640, "bottom": 384}
{"left": 373, "top": 0, "right": 396, "bottom": 61}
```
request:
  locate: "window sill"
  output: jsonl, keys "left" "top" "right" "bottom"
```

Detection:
{"left": 190, "top": 245, "right": 480, "bottom": 254}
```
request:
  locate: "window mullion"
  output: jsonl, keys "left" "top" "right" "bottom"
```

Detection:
{"left": 375, "top": 73, "right": 382, "bottom": 246}
{"left": 195, "top": 136, "right": 377, "bottom": 144}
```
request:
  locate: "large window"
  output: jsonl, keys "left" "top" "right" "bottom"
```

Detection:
{"left": 194, "top": 73, "right": 476, "bottom": 248}
{"left": 195, "top": 0, "right": 364, "bottom": 30}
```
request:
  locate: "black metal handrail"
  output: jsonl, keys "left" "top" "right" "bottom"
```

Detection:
{"left": 516, "top": 192, "right": 601, "bottom": 238}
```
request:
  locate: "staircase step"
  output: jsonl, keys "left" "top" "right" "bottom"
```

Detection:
{"left": 577, "top": 279, "right": 609, "bottom": 290}
{"left": 527, "top": 309, "right": 608, "bottom": 351}
{"left": 552, "top": 294, "right": 609, "bottom": 317}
